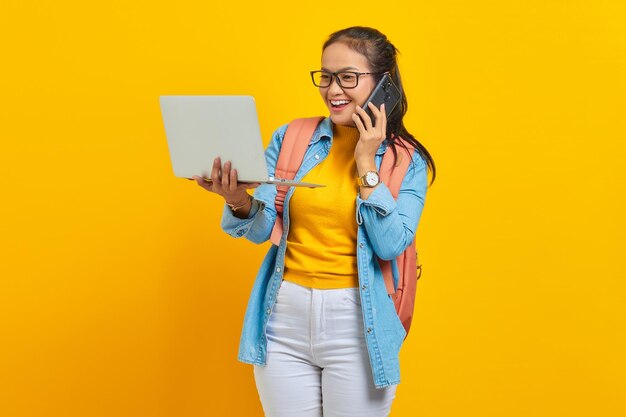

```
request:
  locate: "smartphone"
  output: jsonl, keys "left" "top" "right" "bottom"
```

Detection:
{"left": 361, "top": 73, "right": 402, "bottom": 123}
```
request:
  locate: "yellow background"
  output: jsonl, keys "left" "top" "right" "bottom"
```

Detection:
{"left": 1, "top": 1, "right": 625, "bottom": 416}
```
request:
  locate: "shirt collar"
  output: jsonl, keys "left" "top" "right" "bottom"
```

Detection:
{"left": 309, "top": 117, "right": 333, "bottom": 145}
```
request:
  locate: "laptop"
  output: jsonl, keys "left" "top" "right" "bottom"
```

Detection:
{"left": 159, "top": 95, "right": 323, "bottom": 188}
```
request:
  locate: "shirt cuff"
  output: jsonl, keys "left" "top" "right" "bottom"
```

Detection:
{"left": 221, "top": 198, "right": 264, "bottom": 237}
{"left": 355, "top": 183, "right": 397, "bottom": 225}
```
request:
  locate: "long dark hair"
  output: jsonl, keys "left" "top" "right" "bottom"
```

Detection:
{"left": 323, "top": 26, "right": 436, "bottom": 184}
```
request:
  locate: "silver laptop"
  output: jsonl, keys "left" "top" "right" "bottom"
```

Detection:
{"left": 159, "top": 95, "right": 323, "bottom": 188}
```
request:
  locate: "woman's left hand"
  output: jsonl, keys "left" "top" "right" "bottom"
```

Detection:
{"left": 352, "top": 102, "right": 386, "bottom": 169}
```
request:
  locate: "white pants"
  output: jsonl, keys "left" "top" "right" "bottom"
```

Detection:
{"left": 253, "top": 280, "right": 397, "bottom": 417}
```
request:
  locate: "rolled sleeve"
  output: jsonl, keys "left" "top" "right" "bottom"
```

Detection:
{"left": 220, "top": 124, "right": 287, "bottom": 244}
{"left": 356, "top": 183, "right": 397, "bottom": 224}
{"left": 220, "top": 183, "right": 278, "bottom": 244}
{"left": 221, "top": 197, "right": 264, "bottom": 238}
{"left": 356, "top": 153, "right": 428, "bottom": 260}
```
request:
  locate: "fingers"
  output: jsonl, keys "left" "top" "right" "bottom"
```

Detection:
{"left": 229, "top": 167, "right": 238, "bottom": 193}
{"left": 193, "top": 158, "right": 258, "bottom": 194}
{"left": 354, "top": 103, "right": 385, "bottom": 132}
{"left": 211, "top": 157, "right": 222, "bottom": 191}
{"left": 354, "top": 105, "right": 373, "bottom": 130}
{"left": 354, "top": 103, "right": 386, "bottom": 139}
{"left": 367, "top": 101, "right": 380, "bottom": 120}
{"left": 222, "top": 161, "right": 231, "bottom": 189}
{"left": 192, "top": 175, "right": 213, "bottom": 191}
{"left": 379, "top": 103, "right": 387, "bottom": 139}
{"left": 352, "top": 112, "right": 366, "bottom": 132}
{"left": 367, "top": 102, "right": 386, "bottom": 134}
{"left": 367, "top": 102, "right": 386, "bottom": 143}
{"left": 211, "top": 158, "right": 236, "bottom": 192}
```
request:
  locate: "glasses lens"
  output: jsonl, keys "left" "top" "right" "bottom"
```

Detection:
{"left": 337, "top": 72, "right": 358, "bottom": 88}
{"left": 312, "top": 71, "right": 331, "bottom": 87}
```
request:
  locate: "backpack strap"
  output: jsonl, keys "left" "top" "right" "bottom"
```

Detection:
{"left": 269, "top": 117, "right": 324, "bottom": 246}
{"left": 378, "top": 138, "right": 419, "bottom": 334}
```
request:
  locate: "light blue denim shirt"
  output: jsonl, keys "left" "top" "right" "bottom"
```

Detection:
{"left": 220, "top": 117, "right": 427, "bottom": 389}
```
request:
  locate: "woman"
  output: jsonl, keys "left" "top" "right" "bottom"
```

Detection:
{"left": 194, "top": 26, "right": 435, "bottom": 417}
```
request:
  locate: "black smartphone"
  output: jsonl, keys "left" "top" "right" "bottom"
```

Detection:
{"left": 361, "top": 73, "right": 402, "bottom": 123}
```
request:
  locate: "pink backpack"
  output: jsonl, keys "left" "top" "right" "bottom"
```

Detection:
{"left": 269, "top": 117, "right": 422, "bottom": 335}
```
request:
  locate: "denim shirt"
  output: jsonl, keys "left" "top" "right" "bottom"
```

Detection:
{"left": 220, "top": 117, "right": 427, "bottom": 389}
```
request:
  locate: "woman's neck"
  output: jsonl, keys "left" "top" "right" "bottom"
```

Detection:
{"left": 332, "top": 123, "right": 360, "bottom": 141}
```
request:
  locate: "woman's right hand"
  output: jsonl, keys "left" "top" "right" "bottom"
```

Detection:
{"left": 192, "top": 157, "right": 260, "bottom": 207}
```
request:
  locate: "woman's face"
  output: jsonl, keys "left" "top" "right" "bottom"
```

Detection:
{"left": 319, "top": 42, "right": 376, "bottom": 127}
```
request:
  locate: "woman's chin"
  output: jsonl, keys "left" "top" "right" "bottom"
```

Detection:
{"left": 329, "top": 113, "right": 356, "bottom": 127}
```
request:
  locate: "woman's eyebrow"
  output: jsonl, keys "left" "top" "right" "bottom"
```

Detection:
{"left": 320, "top": 66, "right": 360, "bottom": 72}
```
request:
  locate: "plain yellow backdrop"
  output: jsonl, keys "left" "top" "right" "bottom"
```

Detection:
{"left": 1, "top": 1, "right": 625, "bottom": 416}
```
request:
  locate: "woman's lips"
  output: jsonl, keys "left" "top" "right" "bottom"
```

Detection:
{"left": 330, "top": 100, "right": 351, "bottom": 112}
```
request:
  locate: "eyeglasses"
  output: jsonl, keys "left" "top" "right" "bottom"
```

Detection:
{"left": 310, "top": 70, "right": 378, "bottom": 89}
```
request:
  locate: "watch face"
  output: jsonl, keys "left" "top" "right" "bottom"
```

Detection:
{"left": 365, "top": 171, "right": 379, "bottom": 186}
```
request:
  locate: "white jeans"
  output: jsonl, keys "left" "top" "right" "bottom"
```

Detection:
{"left": 253, "top": 280, "right": 397, "bottom": 417}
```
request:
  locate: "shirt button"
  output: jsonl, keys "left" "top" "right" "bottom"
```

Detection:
{"left": 361, "top": 284, "right": 367, "bottom": 291}
{"left": 315, "top": 154, "right": 320, "bottom": 160}
{"left": 266, "top": 308, "right": 271, "bottom": 315}
{"left": 367, "top": 327, "right": 372, "bottom": 334}
{"left": 276, "top": 267, "right": 281, "bottom": 273}
{"left": 359, "top": 243, "right": 364, "bottom": 248}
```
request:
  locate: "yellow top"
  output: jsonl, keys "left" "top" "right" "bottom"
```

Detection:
{"left": 283, "top": 124, "right": 360, "bottom": 289}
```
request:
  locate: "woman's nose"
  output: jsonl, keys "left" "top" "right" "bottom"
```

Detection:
{"left": 328, "top": 76, "right": 344, "bottom": 94}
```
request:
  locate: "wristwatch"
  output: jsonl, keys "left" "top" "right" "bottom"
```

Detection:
{"left": 357, "top": 170, "right": 380, "bottom": 188}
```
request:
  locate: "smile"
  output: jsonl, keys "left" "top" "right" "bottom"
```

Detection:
{"left": 330, "top": 100, "right": 351, "bottom": 111}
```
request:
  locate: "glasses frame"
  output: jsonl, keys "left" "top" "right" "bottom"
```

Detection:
{"left": 309, "top": 70, "right": 380, "bottom": 89}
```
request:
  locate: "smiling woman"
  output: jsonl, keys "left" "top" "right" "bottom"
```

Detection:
{"left": 192, "top": 26, "right": 435, "bottom": 417}
{"left": 316, "top": 43, "right": 379, "bottom": 125}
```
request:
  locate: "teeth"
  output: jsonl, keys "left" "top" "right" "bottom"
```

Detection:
{"left": 331, "top": 100, "right": 350, "bottom": 106}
